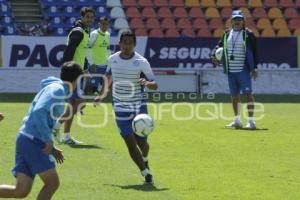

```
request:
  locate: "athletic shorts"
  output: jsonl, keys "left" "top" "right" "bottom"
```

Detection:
{"left": 12, "top": 133, "right": 55, "bottom": 179}
{"left": 114, "top": 101, "right": 148, "bottom": 140}
{"left": 228, "top": 68, "right": 252, "bottom": 95}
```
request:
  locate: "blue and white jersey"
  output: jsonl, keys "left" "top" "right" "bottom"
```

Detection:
{"left": 107, "top": 51, "right": 155, "bottom": 112}
{"left": 227, "top": 30, "right": 246, "bottom": 73}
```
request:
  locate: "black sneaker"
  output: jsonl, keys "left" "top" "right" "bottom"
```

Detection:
{"left": 144, "top": 174, "right": 154, "bottom": 185}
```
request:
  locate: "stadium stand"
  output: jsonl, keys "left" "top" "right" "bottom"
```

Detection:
{"left": 1, "top": 0, "right": 300, "bottom": 37}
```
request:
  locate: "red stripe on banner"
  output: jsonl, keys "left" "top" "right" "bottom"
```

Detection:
{"left": 153, "top": 69, "right": 176, "bottom": 75}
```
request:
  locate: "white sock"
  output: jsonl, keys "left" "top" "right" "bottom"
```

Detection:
{"left": 54, "top": 120, "right": 62, "bottom": 130}
{"left": 64, "top": 133, "right": 71, "bottom": 140}
{"left": 142, "top": 156, "right": 148, "bottom": 162}
{"left": 235, "top": 115, "right": 241, "bottom": 122}
{"left": 141, "top": 168, "right": 150, "bottom": 176}
{"left": 248, "top": 117, "right": 254, "bottom": 123}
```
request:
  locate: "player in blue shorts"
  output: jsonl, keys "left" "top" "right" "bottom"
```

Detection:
{"left": 212, "top": 10, "right": 258, "bottom": 130}
{"left": 95, "top": 31, "right": 158, "bottom": 184}
{"left": 0, "top": 62, "right": 83, "bottom": 200}
{"left": 86, "top": 16, "right": 110, "bottom": 95}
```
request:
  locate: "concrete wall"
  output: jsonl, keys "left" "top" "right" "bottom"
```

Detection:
{"left": 0, "top": 69, "right": 299, "bottom": 94}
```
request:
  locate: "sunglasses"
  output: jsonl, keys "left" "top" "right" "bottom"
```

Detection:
{"left": 232, "top": 17, "right": 244, "bottom": 21}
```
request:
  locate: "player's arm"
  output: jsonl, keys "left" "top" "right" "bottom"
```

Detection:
{"left": 62, "top": 30, "right": 84, "bottom": 62}
{"left": 140, "top": 59, "right": 158, "bottom": 90}
{"left": 139, "top": 79, "right": 158, "bottom": 90}
{"left": 95, "top": 74, "right": 112, "bottom": 102}
{"left": 211, "top": 31, "right": 226, "bottom": 66}
{"left": 94, "top": 64, "right": 112, "bottom": 103}
{"left": 248, "top": 31, "right": 259, "bottom": 80}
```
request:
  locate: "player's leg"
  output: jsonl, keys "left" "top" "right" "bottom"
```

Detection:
{"left": 135, "top": 138, "right": 150, "bottom": 168}
{"left": 123, "top": 134, "right": 147, "bottom": 171}
{"left": 226, "top": 73, "right": 242, "bottom": 128}
{"left": 116, "top": 111, "right": 153, "bottom": 183}
{"left": 0, "top": 173, "right": 33, "bottom": 198}
{"left": 231, "top": 95, "right": 241, "bottom": 117}
{"left": 123, "top": 135, "right": 153, "bottom": 184}
{"left": 240, "top": 70, "right": 256, "bottom": 129}
{"left": 62, "top": 98, "right": 84, "bottom": 144}
{"left": 37, "top": 169, "right": 60, "bottom": 200}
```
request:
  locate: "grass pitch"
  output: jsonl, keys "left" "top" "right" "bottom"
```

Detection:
{"left": 0, "top": 96, "right": 300, "bottom": 200}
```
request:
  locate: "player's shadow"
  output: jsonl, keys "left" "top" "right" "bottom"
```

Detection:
{"left": 223, "top": 127, "right": 269, "bottom": 131}
{"left": 67, "top": 144, "right": 103, "bottom": 149}
{"left": 104, "top": 184, "right": 169, "bottom": 192}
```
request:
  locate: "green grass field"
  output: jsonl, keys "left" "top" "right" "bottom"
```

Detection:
{"left": 0, "top": 97, "right": 300, "bottom": 200}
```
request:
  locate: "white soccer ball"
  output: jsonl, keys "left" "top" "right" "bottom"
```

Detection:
{"left": 132, "top": 114, "right": 154, "bottom": 137}
{"left": 215, "top": 47, "right": 223, "bottom": 62}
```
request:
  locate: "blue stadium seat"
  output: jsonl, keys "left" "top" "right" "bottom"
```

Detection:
{"left": 76, "top": 0, "right": 106, "bottom": 7}
{"left": 109, "top": 27, "right": 118, "bottom": 36}
{"left": 2, "top": 25, "right": 17, "bottom": 35}
{"left": 41, "top": 0, "right": 60, "bottom": 8}
{"left": 65, "top": 17, "right": 76, "bottom": 27}
{"left": 1, "top": 16, "right": 13, "bottom": 24}
{"left": 53, "top": 27, "right": 66, "bottom": 36}
{"left": 95, "top": 6, "right": 107, "bottom": 17}
{"left": 60, "top": 0, "right": 73, "bottom": 6}
{"left": 49, "top": 17, "right": 65, "bottom": 28}
{"left": 45, "top": 6, "right": 61, "bottom": 17}
{"left": 1, "top": 3, "right": 11, "bottom": 16}
{"left": 62, "top": 6, "right": 77, "bottom": 17}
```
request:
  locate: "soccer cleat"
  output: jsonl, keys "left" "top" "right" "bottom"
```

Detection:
{"left": 62, "top": 137, "right": 84, "bottom": 145}
{"left": 246, "top": 121, "right": 256, "bottom": 130}
{"left": 52, "top": 128, "right": 61, "bottom": 143}
{"left": 144, "top": 174, "right": 154, "bottom": 185}
{"left": 225, "top": 121, "right": 243, "bottom": 129}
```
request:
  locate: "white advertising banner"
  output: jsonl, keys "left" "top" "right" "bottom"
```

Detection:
{"left": 0, "top": 36, "right": 148, "bottom": 69}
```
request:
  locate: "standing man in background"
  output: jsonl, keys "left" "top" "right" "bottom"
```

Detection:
{"left": 58, "top": 7, "right": 95, "bottom": 145}
{"left": 211, "top": 10, "right": 258, "bottom": 130}
{"left": 87, "top": 16, "right": 110, "bottom": 94}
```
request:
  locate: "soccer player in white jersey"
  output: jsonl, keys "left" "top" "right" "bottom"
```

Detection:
{"left": 95, "top": 31, "right": 158, "bottom": 184}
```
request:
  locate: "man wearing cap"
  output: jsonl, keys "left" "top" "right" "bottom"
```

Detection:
{"left": 211, "top": 10, "right": 259, "bottom": 130}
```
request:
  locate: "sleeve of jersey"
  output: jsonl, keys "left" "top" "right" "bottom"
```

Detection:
{"left": 62, "top": 30, "right": 84, "bottom": 63}
{"left": 141, "top": 59, "right": 155, "bottom": 81}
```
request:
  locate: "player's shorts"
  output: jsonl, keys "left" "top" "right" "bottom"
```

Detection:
{"left": 12, "top": 133, "right": 55, "bottom": 179}
{"left": 227, "top": 67, "right": 252, "bottom": 95}
{"left": 86, "top": 65, "right": 107, "bottom": 94}
{"left": 114, "top": 101, "right": 148, "bottom": 140}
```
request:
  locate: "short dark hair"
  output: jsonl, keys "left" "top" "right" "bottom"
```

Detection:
{"left": 99, "top": 16, "right": 109, "bottom": 22}
{"left": 120, "top": 31, "right": 136, "bottom": 44}
{"left": 60, "top": 61, "right": 83, "bottom": 82}
{"left": 80, "top": 7, "right": 95, "bottom": 17}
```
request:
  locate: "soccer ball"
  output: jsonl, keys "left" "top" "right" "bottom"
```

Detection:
{"left": 215, "top": 47, "right": 223, "bottom": 62}
{"left": 132, "top": 114, "right": 154, "bottom": 137}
